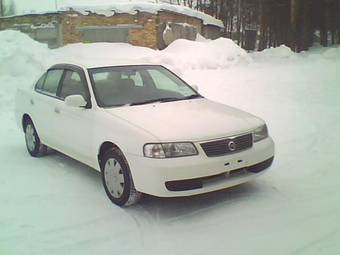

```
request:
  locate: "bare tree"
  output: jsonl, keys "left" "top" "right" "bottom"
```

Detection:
{"left": 1, "top": 0, "right": 16, "bottom": 16}
{"left": 0, "top": 0, "right": 4, "bottom": 16}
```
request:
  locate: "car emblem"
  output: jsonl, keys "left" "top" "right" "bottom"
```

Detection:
{"left": 227, "top": 140, "right": 236, "bottom": 151}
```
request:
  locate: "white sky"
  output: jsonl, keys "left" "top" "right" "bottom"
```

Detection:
{"left": 13, "top": 0, "right": 63, "bottom": 13}
{"left": 12, "top": 0, "right": 170, "bottom": 14}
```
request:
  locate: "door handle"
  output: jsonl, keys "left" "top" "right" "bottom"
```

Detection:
{"left": 54, "top": 108, "right": 60, "bottom": 114}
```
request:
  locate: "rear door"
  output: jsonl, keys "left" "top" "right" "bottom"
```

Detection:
{"left": 32, "top": 69, "right": 64, "bottom": 147}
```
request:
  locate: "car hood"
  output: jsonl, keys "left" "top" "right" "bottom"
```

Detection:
{"left": 104, "top": 98, "right": 264, "bottom": 142}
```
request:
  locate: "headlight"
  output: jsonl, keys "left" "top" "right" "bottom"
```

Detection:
{"left": 144, "top": 142, "right": 198, "bottom": 158}
{"left": 253, "top": 124, "right": 268, "bottom": 142}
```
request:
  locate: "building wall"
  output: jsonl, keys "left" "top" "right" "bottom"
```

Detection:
{"left": 158, "top": 11, "right": 202, "bottom": 32}
{"left": 157, "top": 11, "right": 202, "bottom": 49}
{"left": 61, "top": 11, "right": 158, "bottom": 49}
{"left": 127, "top": 13, "right": 158, "bottom": 49}
{"left": 0, "top": 11, "right": 222, "bottom": 50}
{"left": 202, "top": 24, "right": 221, "bottom": 40}
{"left": 161, "top": 22, "right": 198, "bottom": 49}
{"left": 0, "top": 13, "right": 60, "bottom": 30}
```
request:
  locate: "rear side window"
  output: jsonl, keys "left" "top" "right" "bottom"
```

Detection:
{"left": 41, "top": 69, "right": 64, "bottom": 96}
{"left": 35, "top": 73, "right": 47, "bottom": 91}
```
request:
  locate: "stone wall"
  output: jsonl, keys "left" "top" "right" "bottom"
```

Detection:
{"left": 60, "top": 11, "right": 158, "bottom": 49}
{"left": 128, "top": 13, "right": 158, "bottom": 49}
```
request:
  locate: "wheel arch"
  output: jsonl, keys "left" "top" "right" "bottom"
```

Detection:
{"left": 98, "top": 141, "right": 121, "bottom": 166}
{"left": 98, "top": 141, "right": 142, "bottom": 206}
{"left": 22, "top": 114, "right": 32, "bottom": 131}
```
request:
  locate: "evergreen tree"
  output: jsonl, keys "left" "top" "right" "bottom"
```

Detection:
{"left": 193, "top": 0, "right": 340, "bottom": 51}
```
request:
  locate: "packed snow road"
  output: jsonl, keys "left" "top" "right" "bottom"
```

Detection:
{"left": 1, "top": 31, "right": 340, "bottom": 255}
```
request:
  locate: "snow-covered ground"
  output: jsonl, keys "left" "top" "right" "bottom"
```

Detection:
{"left": 1, "top": 31, "right": 340, "bottom": 255}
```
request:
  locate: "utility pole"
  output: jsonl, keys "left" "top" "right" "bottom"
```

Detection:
{"left": 55, "top": 0, "right": 58, "bottom": 11}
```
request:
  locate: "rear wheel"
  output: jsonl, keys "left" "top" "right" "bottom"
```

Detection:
{"left": 101, "top": 148, "right": 141, "bottom": 206}
{"left": 24, "top": 119, "right": 47, "bottom": 157}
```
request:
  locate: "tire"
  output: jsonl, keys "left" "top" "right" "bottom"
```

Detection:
{"left": 24, "top": 119, "right": 47, "bottom": 157}
{"left": 101, "top": 148, "right": 142, "bottom": 206}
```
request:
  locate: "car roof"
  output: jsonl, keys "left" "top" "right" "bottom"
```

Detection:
{"left": 49, "top": 59, "right": 161, "bottom": 70}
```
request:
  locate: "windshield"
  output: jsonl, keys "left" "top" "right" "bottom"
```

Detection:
{"left": 88, "top": 65, "right": 200, "bottom": 107}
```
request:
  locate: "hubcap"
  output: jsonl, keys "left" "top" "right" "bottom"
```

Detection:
{"left": 25, "top": 124, "right": 36, "bottom": 152}
{"left": 104, "top": 158, "right": 125, "bottom": 198}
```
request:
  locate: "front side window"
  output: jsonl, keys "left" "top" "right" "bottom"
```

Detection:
{"left": 41, "top": 69, "right": 64, "bottom": 96}
{"left": 89, "top": 65, "right": 199, "bottom": 107}
{"left": 59, "top": 70, "right": 87, "bottom": 99}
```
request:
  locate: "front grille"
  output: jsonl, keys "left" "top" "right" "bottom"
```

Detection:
{"left": 200, "top": 133, "right": 253, "bottom": 157}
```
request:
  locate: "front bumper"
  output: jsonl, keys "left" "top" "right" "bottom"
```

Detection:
{"left": 127, "top": 137, "right": 275, "bottom": 197}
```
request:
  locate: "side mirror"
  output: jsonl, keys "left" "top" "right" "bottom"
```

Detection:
{"left": 191, "top": 84, "right": 199, "bottom": 91}
{"left": 65, "top": 95, "right": 87, "bottom": 108}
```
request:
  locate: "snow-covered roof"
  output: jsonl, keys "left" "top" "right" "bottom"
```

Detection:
{"left": 0, "top": 2, "right": 224, "bottom": 28}
{"left": 60, "top": 2, "right": 224, "bottom": 28}
{"left": 0, "top": 12, "right": 60, "bottom": 19}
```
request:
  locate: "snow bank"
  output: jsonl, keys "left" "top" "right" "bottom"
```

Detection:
{"left": 321, "top": 47, "right": 340, "bottom": 59}
{"left": 54, "top": 37, "right": 251, "bottom": 71}
{"left": 196, "top": 33, "right": 211, "bottom": 42}
{"left": 250, "top": 45, "right": 298, "bottom": 62}
{"left": 261, "top": 45, "right": 296, "bottom": 58}
{"left": 0, "top": 30, "right": 50, "bottom": 78}
{"left": 52, "top": 42, "right": 157, "bottom": 65}
{"left": 251, "top": 44, "right": 340, "bottom": 63}
{"left": 0, "top": 31, "right": 250, "bottom": 79}
{"left": 0, "top": 31, "right": 51, "bottom": 114}
{"left": 152, "top": 38, "right": 252, "bottom": 70}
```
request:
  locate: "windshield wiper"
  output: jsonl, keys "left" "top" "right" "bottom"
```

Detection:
{"left": 105, "top": 103, "right": 127, "bottom": 108}
{"left": 182, "top": 94, "right": 204, "bottom": 100}
{"left": 130, "top": 97, "right": 180, "bottom": 106}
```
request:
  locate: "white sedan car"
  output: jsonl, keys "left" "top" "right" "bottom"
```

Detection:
{"left": 15, "top": 62, "right": 275, "bottom": 206}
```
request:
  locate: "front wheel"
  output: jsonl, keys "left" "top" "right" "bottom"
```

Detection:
{"left": 24, "top": 119, "right": 47, "bottom": 157}
{"left": 101, "top": 148, "right": 142, "bottom": 206}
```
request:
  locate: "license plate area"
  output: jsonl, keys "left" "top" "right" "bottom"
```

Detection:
{"left": 229, "top": 168, "right": 248, "bottom": 177}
